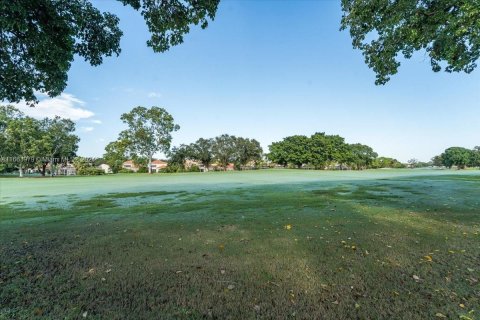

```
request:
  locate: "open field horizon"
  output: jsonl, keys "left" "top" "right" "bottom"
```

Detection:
{"left": 2, "top": 168, "right": 479, "bottom": 208}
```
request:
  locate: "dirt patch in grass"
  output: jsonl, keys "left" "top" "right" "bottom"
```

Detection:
{"left": 7, "top": 201, "right": 25, "bottom": 206}
{"left": 72, "top": 199, "right": 118, "bottom": 209}
{"left": 101, "top": 190, "right": 187, "bottom": 199}
{"left": 312, "top": 184, "right": 402, "bottom": 202}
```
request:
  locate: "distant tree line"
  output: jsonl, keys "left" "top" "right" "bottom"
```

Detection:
{"left": 0, "top": 106, "right": 79, "bottom": 177}
{"left": 267, "top": 132, "right": 403, "bottom": 170}
{"left": 167, "top": 134, "right": 263, "bottom": 172}
{"left": 5, "top": 103, "right": 477, "bottom": 176}
{"left": 432, "top": 147, "right": 480, "bottom": 169}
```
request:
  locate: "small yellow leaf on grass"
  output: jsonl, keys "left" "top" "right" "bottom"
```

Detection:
{"left": 424, "top": 255, "right": 433, "bottom": 262}
{"left": 435, "top": 313, "right": 446, "bottom": 318}
{"left": 218, "top": 244, "right": 225, "bottom": 251}
{"left": 285, "top": 224, "right": 292, "bottom": 230}
{"left": 459, "top": 304, "right": 465, "bottom": 308}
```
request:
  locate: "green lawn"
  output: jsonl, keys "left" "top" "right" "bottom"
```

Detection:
{"left": 1, "top": 169, "right": 479, "bottom": 319}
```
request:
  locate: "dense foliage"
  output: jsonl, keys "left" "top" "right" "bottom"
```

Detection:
{"left": 0, "top": 0, "right": 219, "bottom": 103}
{"left": 370, "top": 157, "right": 406, "bottom": 169}
{"left": 341, "top": 0, "right": 480, "bottom": 85}
{"left": 3, "top": 0, "right": 475, "bottom": 105}
{"left": 72, "top": 157, "right": 104, "bottom": 175}
{"left": 0, "top": 105, "right": 79, "bottom": 177}
{"left": 434, "top": 146, "right": 480, "bottom": 169}
{"left": 103, "top": 139, "right": 129, "bottom": 173}
{"left": 119, "top": 106, "right": 179, "bottom": 174}
{"left": 167, "top": 134, "right": 263, "bottom": 171}
{"left": 268, "top": 132, "right": 381, "bottom": 170}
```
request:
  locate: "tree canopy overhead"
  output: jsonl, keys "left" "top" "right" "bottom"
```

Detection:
{"left": 2, "top": 0, "right": 477, "bottom": 105}
{"left": 340, "top": 0, "right": 480, "bottom": 84}
{"left": 0, "top": 0, "right": 219, "bottom": 103}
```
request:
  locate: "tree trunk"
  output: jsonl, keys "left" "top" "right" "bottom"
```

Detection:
{"left": 148, "top": 156, "right": 152, "bottom": 174}
{"left": 19, "top": 167, "right": 24, "bottom": 178}
{"left": 51, "top": 157, "right": 55, "bottom": 177}
{"left": 41, "top": 163, "right": 47, "bottom": 176}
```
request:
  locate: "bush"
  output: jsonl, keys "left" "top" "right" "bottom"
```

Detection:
{"left": 117, "top": 168, "right": 134, "bottom": 173}
{"left": 187, "top": 165, "right": 201, "bottom": 172}
{"left": 77, "top": 167, "right": 105, "bottom": 176}
{"left": 160, "top": 163, "right": 183, "bottom": 173}
{"left": 159, "top": 164, "right": 200, "bottom": 173}
{"left": 137, "top": 167, "right": 148, "bottom": 173}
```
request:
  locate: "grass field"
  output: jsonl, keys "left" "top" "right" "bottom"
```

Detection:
{"left": 1, "top": 169, "right": 479, "bottom": 319}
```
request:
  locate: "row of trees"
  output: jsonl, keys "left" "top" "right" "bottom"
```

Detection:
{"left": 3, "top": 104, "right": 478, "bottom": 176}
{"left": 168, "top": 134, "right": 263, "bottom": 171}
{"left": 0, "top": 106, "right": 79, "bottom": 177}
{"left": 102, "top": 106, "right": 263, "bottom": 173}
{"left": 267, "top": 133, "right": 381, "bottom": 170}
{"left": 432, "top": 147, "right": 480, "bottom": 169}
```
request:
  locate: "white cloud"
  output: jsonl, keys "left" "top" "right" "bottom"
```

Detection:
{"left": 4, "top": 93, "right": 94, "bottom": 121}
{"left": 90, "top": 119, "right": 102, "bottom": 124}
{"left": 80, "top": 126, "right": 94, "bottom": 132}
{"left": 147, "top": 91, "right": 162, "bottom": 98}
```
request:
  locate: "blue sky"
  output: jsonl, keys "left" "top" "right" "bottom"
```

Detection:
{"left": 11, "top": 1, "right": 480, "bottom": 162}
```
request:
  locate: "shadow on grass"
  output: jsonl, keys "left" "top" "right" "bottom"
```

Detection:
{"left": 0, "top": 175, "right": 479, "bottom": 319}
